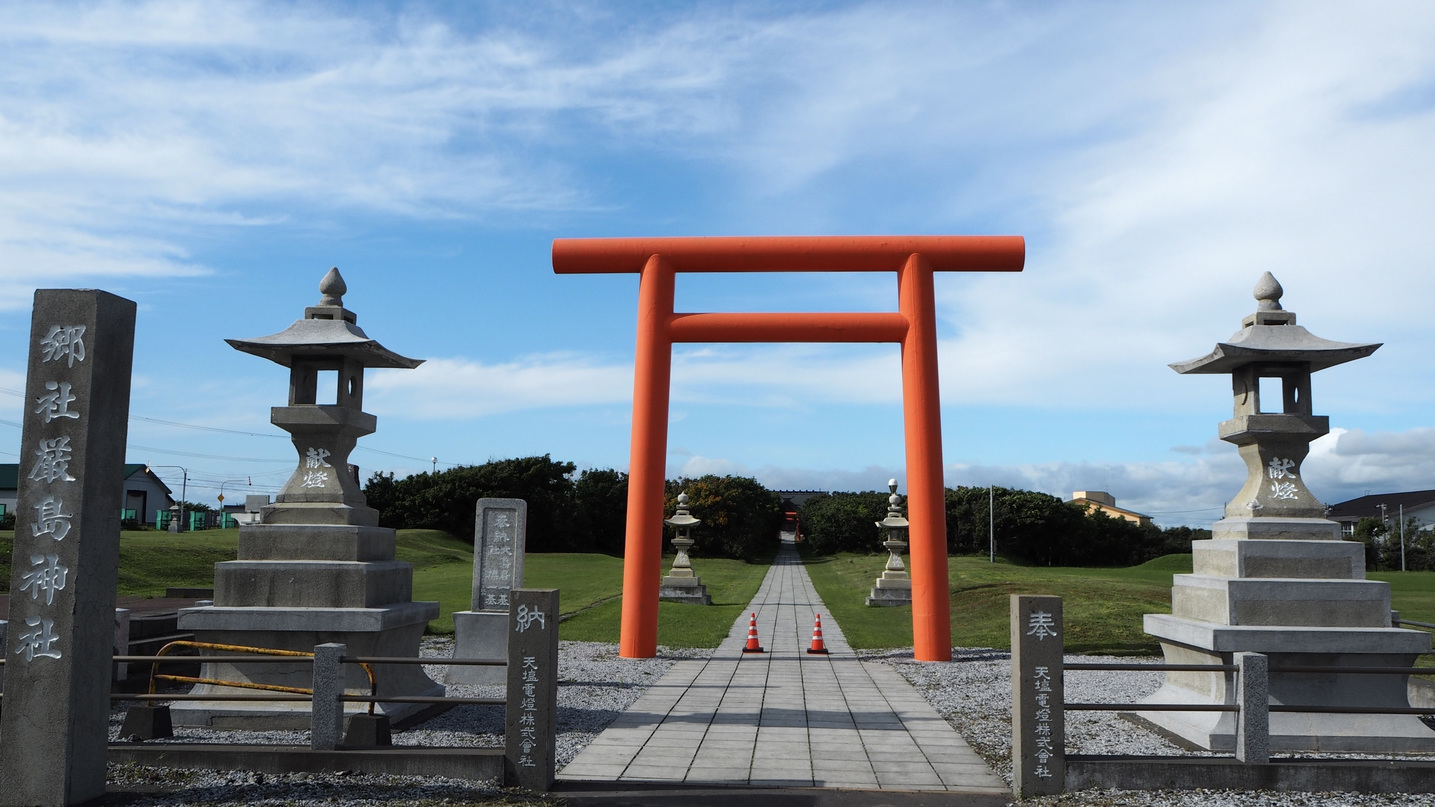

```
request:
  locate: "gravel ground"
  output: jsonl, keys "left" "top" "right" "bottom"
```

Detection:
{"left": 868, "top": 647, "right": 1435, "bottom": 807}
{"left": 107, "top": 638, "right": 708, "bottom": 805}
{"left": 100, "top": 640, "right": 1435, "bottom": 806}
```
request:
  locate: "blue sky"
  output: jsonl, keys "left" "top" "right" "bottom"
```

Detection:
{"left": 4, "top": 1, "right": 1435, "bottom": 527}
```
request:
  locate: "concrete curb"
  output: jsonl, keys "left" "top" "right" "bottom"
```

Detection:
{"left": 1068, "top": 755, "right": 1435, "bottom": 794}
{"left": 109, "top": 743, "right": 503, "bottom": 782}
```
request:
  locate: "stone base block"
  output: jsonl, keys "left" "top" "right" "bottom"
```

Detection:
{"left": 1140, "top": 614, "right": 1435, "bottom": 752}
{"left": 1212, "top": 517, "right": 1341, "bottom": 541}
{"left": 343, "top": 714, "right": 392, "bottom": 748}
{"left": 659, "top": 576, "right": 711, "bottom": 605}
{"left": 447, "top": 610, "right": 507, "bottom": 686}
{"left": 1193, "top": 538, "right": 1365, "bottom": 580}
{"left": 866, "top": 586, "right": 911, "bottom": 607}
{"left": 214, "top": 560, "right": 414, "bottom": 608}
{"left": 120, "top": 705, "right": 173, "bottom": 741}
{"left": 238, "top": 524, "right": 397, "bottom": 562}
{"left": 1170, "top": 574, "right": 1392, "bottom": 627}
{"left": 172, "top": 602, "right": 442, "bottom": 729}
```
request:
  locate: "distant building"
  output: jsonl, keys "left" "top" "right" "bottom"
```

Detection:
{"left": 1070, "top": 490, "right": 1153, "bottom": 527}
{"left": 0, "top": 463, "right": 174, "bottom": 527}
{"left": 1325, "top": 490, "right": 1435, "bottom": 539}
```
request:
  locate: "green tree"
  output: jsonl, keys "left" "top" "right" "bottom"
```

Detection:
{"left": 364, "top": 455, "right": 581, "bottom": 551}
{"left": 664, "top": 475, "right": 781, "bottom": 561}
{"left": 575, "top": 468, "right": 629, "bottom": 555}
{"left": 797, "top": 491, "right": 890, "bottom": 555}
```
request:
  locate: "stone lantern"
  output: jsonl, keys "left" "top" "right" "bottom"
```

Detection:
{"left": 175, "top": 268, "right": 443, "bottom": 729}
{"left": 867, "top": 479, "right": 912, "bottom": 607}
{"left": 1139, "top": 273, "right": 1434, "bottom": 752}
{"left": 659, "top": 492, "right": 711, "bottom": 605}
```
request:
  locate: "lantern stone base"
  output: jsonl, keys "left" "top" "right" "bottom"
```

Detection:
{"left": 866, "top": 577, "right": 911, "bottom": 607}
{"left": 1137, "top": 615, "right": 1435, "bottom": 752}
{"left": 173, "top": 602, "right": 443, "bottom": 730}
{"left": 447, "top": 610, "right": 507, "bottom": 686}
{"left": 659, "top": 575, "right": 711, "bottom": 605}
{"left": 1140, "top": 523, "right": 1435, "bottom": 752}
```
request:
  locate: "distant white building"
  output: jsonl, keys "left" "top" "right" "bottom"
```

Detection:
{"left": 1326, "top": 490, "right": 1435, "bottom": 539}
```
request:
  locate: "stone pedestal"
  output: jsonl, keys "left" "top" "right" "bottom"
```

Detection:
{"left": 867, "top": 538, "right": 912, "bottom": 607}
{"left": 1138, "top": 522, "right": 1435, "bottom": 752}
{"left": 658, "top": 534, "right": 710, "bottom": 605}
{"left": 658, "top": 573, "right": 711, "bottom": 605}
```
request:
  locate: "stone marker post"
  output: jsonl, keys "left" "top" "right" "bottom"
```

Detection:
{"left": 1, "top": 290, "right": 135, "bottom": 807}
{"left": 1011, "top": 594, "right": 1065, "bottom": 798}
{"left": 449, "top": 498, "right": 527, "bottom": 685}
{"left": 506, "top": 588, "right": 559, "bottom": 792}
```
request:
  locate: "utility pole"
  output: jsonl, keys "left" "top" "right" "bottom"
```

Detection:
{"left": 1400, "top": 503, "right": 1406, "bottom": 572}
{"left": 989, "top": 485, "right": 995, "bottom": 563}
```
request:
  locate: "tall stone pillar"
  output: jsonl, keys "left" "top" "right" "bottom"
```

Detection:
{"left": 1, "top": 290, "right": 135, "bottom": 806}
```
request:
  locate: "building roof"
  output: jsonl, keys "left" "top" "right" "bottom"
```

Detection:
{"left": 0, "top": 463, "right": 172, "bottom": 495}
{"left": 1326, "top": 490, "right": 1435, "bottom": 521}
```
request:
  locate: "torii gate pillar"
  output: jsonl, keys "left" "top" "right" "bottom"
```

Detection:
{"left": 554, "top": 236, "right": 1025, "bottom": 661}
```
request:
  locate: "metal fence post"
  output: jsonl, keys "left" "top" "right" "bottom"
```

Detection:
{"left": 1011, "top": 594, "right": 1065, "bottom": 798}
{"left": 1235, "top": 651, "right": 1269, "bottom": 764}
{"left": 311, "top": 642, "right": 347, "bottom": 751}
{"left": 506, "top": 589, "right": 559, "bottom": 791}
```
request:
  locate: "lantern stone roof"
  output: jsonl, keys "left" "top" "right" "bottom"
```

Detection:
{"left": 226, "top": 267, "right": 422, "bottom": 369}
{"left": 1170, "top": 272, "right": 1379, "bottom": 375}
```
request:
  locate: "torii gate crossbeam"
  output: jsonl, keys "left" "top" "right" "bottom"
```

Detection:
{"left": 553, "top": 236, "right": 1026, "bottom": 661}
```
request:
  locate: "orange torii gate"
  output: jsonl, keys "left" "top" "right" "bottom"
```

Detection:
{"left": 553, "top": 236, "right": 1025, "bottom": 661}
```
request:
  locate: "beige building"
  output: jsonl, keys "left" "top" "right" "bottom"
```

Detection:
{"left": 1070, "top": 490, "right": 1153, "bottom": 527}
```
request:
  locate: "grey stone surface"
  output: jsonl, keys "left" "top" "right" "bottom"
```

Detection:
{"left": 1146, "top": 276, "right": 1432, "bottom": 753}
{"left": 1234, "top": 651, "right": 1269, "bottom": 763}
{"left": 238, "top": 524, "right": 396, "bottom": 561}
{"left": 1169, "top": 574, "right": 1392, "bottom": 627}
{"left": 0, "top": 289, "right": 135, "bottom": 807}
{"left": 1010, "top": 595, "right": 1064, "bottom": 798}
{"left": 472, "top": 498, "right": 526, "bottom": 612}
{"left": 506, "top": 589, "right": 560, "bottom": 792}
{"left": 560, "top": 540, "right": 1006, "bottom": 794}
{"left": 214, "top": 560, "right": 414, "bottom": 607}
{"left": 449, "top": 498, "right": 528, "bottom": 685}
{"left": 174, "top": 270, "right": 439, "bottom": 730}
{"left": 447, "top": 611, "right": 508, "bottom": 685}
{"left": 1195, "top": 537, "right": 1362, "bottom": 578}
{"left": 310, "top": 643, "right": 345, "bottom": 751}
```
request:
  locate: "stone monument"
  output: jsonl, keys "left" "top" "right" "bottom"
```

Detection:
{"left": 867, "top": 480, "right": 913, "bottom": 607}
{"left": 174, "top": 268, "right": 443, "bottom": 728}
{"left": 448, "top": 498, "right": 527, "bottom": 685}
{"left": 1, "top": 290, "right": 135, "bottom": 807}
{"left": 1139, "top": 272, "right": 1435, "bottom": 751}
{"left": 659, "top": 492, "right": 711, "bottom": 605}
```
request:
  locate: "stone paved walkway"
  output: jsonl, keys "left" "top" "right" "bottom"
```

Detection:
{"left": 558, "top": 539, "right": 1008, "bottom": 793}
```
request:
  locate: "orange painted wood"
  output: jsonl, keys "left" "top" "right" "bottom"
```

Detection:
{"left": 898, "top": 254, "right": 952, "bottom": 662}
{"left": 667, "top": 312, "right": 908, "bottom": 343}
{"left": 620, "top": 255, "right": 674, "bottom": 658}
{"left": 553, "top": 235, "right": 1025, "bottom": 274}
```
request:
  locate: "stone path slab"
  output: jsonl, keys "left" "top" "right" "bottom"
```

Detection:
{"left": 559, "top": 540, "right": 1007, "bottom": 794}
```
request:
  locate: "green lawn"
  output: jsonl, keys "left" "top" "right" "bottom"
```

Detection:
{"left": 802, "top": 550, "right": 1187, "bottom": 655}
{"left": 5, "top": 526, "right": 1432, "bottom": 656}
{"left": 557, "top": 551, "right": 776, "bottom": 647}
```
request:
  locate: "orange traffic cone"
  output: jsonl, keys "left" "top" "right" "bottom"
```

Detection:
{"left": 806, "top": 613, "right": 829, "bottom": 655}
{"left": 742, "top": 612, "right": 765, "bottom": 654}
